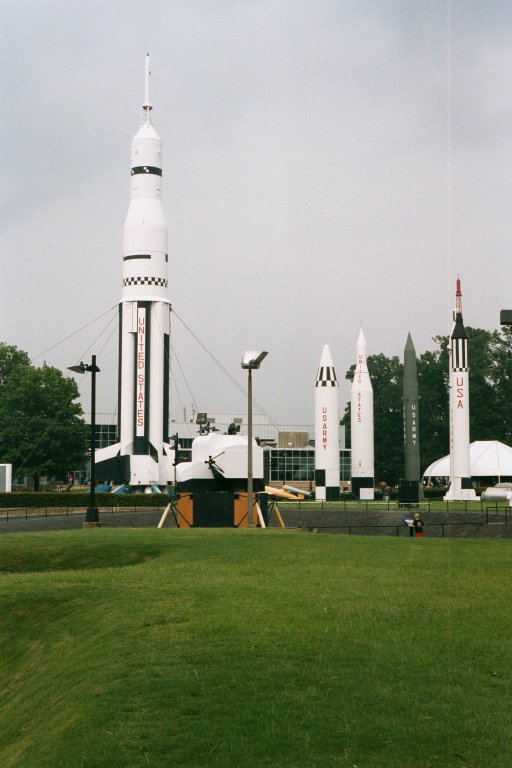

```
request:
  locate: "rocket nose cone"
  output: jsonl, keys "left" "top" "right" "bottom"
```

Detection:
{"left": 319, "top": 344, "right": 334, "bottom": 367}
{"left": 316, "top": 344, "right": 339, "bottom": 387}
{"left": 405, "top": 333, "right": 416, "bottom": 353}
{"left": 356, "top": 327, "right": 367, "bottom": 351}
{"left": 451, "top": 314, "right": 468, "bottom": 340}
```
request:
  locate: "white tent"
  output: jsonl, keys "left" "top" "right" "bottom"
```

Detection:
{"left": 423, "top": 441, "right": 512, "bottom": 482}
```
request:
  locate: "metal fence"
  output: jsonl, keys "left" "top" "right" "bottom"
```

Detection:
{"left": 277, "top": 498, "right": 511, "bottom": 517}
{"left": 298, "top": 520, "right": 510, "bottom": 537}
{"left": 1, "top": 501, "right": 510, "bottom": 538}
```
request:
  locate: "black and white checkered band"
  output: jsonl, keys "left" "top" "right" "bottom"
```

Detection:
{"left": 316, "top": 366, "right": 338, "bottom": 387}
{"left": 123, "top": 277, "right": 168, "bottom": 287}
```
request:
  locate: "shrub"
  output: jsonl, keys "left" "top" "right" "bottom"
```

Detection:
{"left": 0, "top": 492, "right": 170, "bottom": 509}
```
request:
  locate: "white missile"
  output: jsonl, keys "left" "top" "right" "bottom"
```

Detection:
{"left": 96, "top": 55, "right": 171, "bottom": 489}
{"left": 443, "top": 279, "right": 477, "bottom": 501}
{"left": 314, "top": 345, "right": 340, "bottom": 501}
{"left": 350, "top": 328, "right": 374, "bottom": 499}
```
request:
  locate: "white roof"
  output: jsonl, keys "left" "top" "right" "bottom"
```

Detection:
{"left": 423, "top": 441, "right": 512, "bottom": 478}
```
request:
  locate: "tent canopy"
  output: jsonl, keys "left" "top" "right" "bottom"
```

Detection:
{"left": 423, "top": 441, "right": 512, "bottom": 481}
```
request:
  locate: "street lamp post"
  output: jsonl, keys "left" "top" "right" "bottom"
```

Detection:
{"left": 68, "top": 355, "right": 101, "bottom": 527}
{"left": 241, "top": 351, "right": 268, "bottom": 528}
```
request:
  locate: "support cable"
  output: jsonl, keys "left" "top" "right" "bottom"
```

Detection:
{"left": 31, "top": 306, "right": 117, "bottom": 363}
{"left": 171, "top": 308, "right": 281, "bottom": 430}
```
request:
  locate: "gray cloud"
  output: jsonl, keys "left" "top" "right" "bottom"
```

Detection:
{"left": 2, "top": 0, "right": 511, "bottom": 424}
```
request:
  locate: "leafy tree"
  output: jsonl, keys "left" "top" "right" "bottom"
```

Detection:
{"left": 492, "top": 326, "right": 512, "bottom": 445}
{"left": 464, "top": 328, "right": 504, "bottom": 442}
{"left": 369, "top": 355, "right": 404, "bottom": 485}
{"left": 0, "top": 345, "right": 87, "bottom": 490}
{"left": 417, "top": 343, "right": 449, "bottom": 475}
{"left": 0, "top": 343, "right": 31, "bottom": 390}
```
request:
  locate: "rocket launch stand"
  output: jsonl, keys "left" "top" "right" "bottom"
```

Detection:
{"left": 265, "top": 498, "right": 286, "bottom": 528}
{"left": 398, "top": 480, "right": 424, "bottom": 506}
{"left": 443, "top": 480, "right": 477, "bottom": 502}
{"left": 157, "top": 496, "right": 185, "bottom": 528}
{"left": 156, "top": 491, "right": 286, "bottom": 529}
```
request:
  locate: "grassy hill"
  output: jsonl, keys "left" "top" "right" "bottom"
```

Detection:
{"left": 1, "top": 529, "right": 511, "bottom": 767}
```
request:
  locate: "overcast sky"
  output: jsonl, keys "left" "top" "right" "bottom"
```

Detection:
{"left": 2, "top": 0, "right": 511, "bottom": 427}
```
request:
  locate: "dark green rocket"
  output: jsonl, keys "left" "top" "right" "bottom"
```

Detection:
{"left": 402, "top": 333, "right": 423, "bottom": 498}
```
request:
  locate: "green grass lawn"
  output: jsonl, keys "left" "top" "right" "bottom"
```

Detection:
{"left": 1, "top": 529, "right": 511, "bottom": 768}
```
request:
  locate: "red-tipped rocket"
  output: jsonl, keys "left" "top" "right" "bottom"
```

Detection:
{"left": 314, "top": 345, "right": 340, "bottom": 500}
{"left": 443, "top": 279, "right": 477, "bottom": 501}
{"left": 350, "top": 328, "right": 374, "bottom": 499}
{"left": 96, "top": 56, "right": 171, "bottom": 488}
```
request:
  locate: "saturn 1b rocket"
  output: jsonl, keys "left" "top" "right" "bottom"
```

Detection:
{"left": 350, "top": 328, "right": 375, "bottom": 499}
{"left": 96, "top": 55, "right": 172, "bottom": 489}
{"left": 314, "top": 345, "right": 340, "bottom": 501}
{"left": 443, "top": 279, "right": 477, "bottom": 501}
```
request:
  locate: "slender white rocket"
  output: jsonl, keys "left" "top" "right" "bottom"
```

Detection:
{"left": 350, "top": 328, "right": 374, "bottom": 499}
{"left": 314, "top": 345, "right": 340, "bottom": 501}
{"left": 444, "top": 278, "right": 477, "bottom": 501}
{"left": 96, "top": 55, "right": 171, "bottom": 488}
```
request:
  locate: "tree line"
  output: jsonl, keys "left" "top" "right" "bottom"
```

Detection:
{"left": 342, "top": 327, "right": 512, "bottom": 485}
{"left": 0, "top": 343, "right": 87, "bottom": 490}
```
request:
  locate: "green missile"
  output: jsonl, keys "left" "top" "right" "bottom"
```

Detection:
{"left": 403, "top": 333, "right": 422, "bottom": 488}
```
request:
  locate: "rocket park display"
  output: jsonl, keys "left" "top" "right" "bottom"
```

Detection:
{"left": 401, "top": 333, "right": 423, "bottom": 502}
{"left": 444, "top": 279, "right": 477, "bottom": 501}
{"left": 85, "top": 63, "right": 477, "bottom": 507}
{"left": 314, "top": 345, "right": 340, "bottom": 501}
{"left": 350, "top": 328, "right": 375, "bottom": 499}
{"left": 96, "top": 56, "right": 172, "bottom": 489}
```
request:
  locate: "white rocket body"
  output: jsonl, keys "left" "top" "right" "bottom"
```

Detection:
{"left": 96, "top": 56, "right": 172, "bottom": 489}
{"left": 314, "top": 345, "right": 340, "bottom": 501}
{"left": 350, "top": 329, "right": 374, "bottom": 499}
{"left": 443, "top": 305, "right": 477, "bottom": 501}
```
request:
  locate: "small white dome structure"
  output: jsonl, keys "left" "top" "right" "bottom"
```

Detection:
{"left": 423, "top": 441, "right": 512, "bottom": 483}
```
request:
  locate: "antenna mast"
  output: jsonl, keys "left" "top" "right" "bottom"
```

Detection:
{"left": 455, "top": 276, "right": 462, "bottom": 317}
{"left": 141, "top": 53, "right": 153, "bottom": 125}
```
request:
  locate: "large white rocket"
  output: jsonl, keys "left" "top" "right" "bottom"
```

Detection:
{"left": 314, "top": 345, "right": 340, "bottom": 501}
{"left": 96, "top": 56, "right": 172, "bottom": 488}
{"left": 350, "top": 328, "right": 374, "bottom": 499}
{"left": 444, "top": 279, "right": 477, "bottom": 501}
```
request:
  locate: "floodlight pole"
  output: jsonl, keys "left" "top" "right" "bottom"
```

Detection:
{"left": 87, "top": 355, "right": 99, "bottom": 526}
{"left": 68, "top": 355, "right": 101, "bottom": 527}
{"left": 247, "top": 367, "right": 253, "bottom": 528}
{"left": 241, "top": 351, "right": 267, "bottom": 529}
